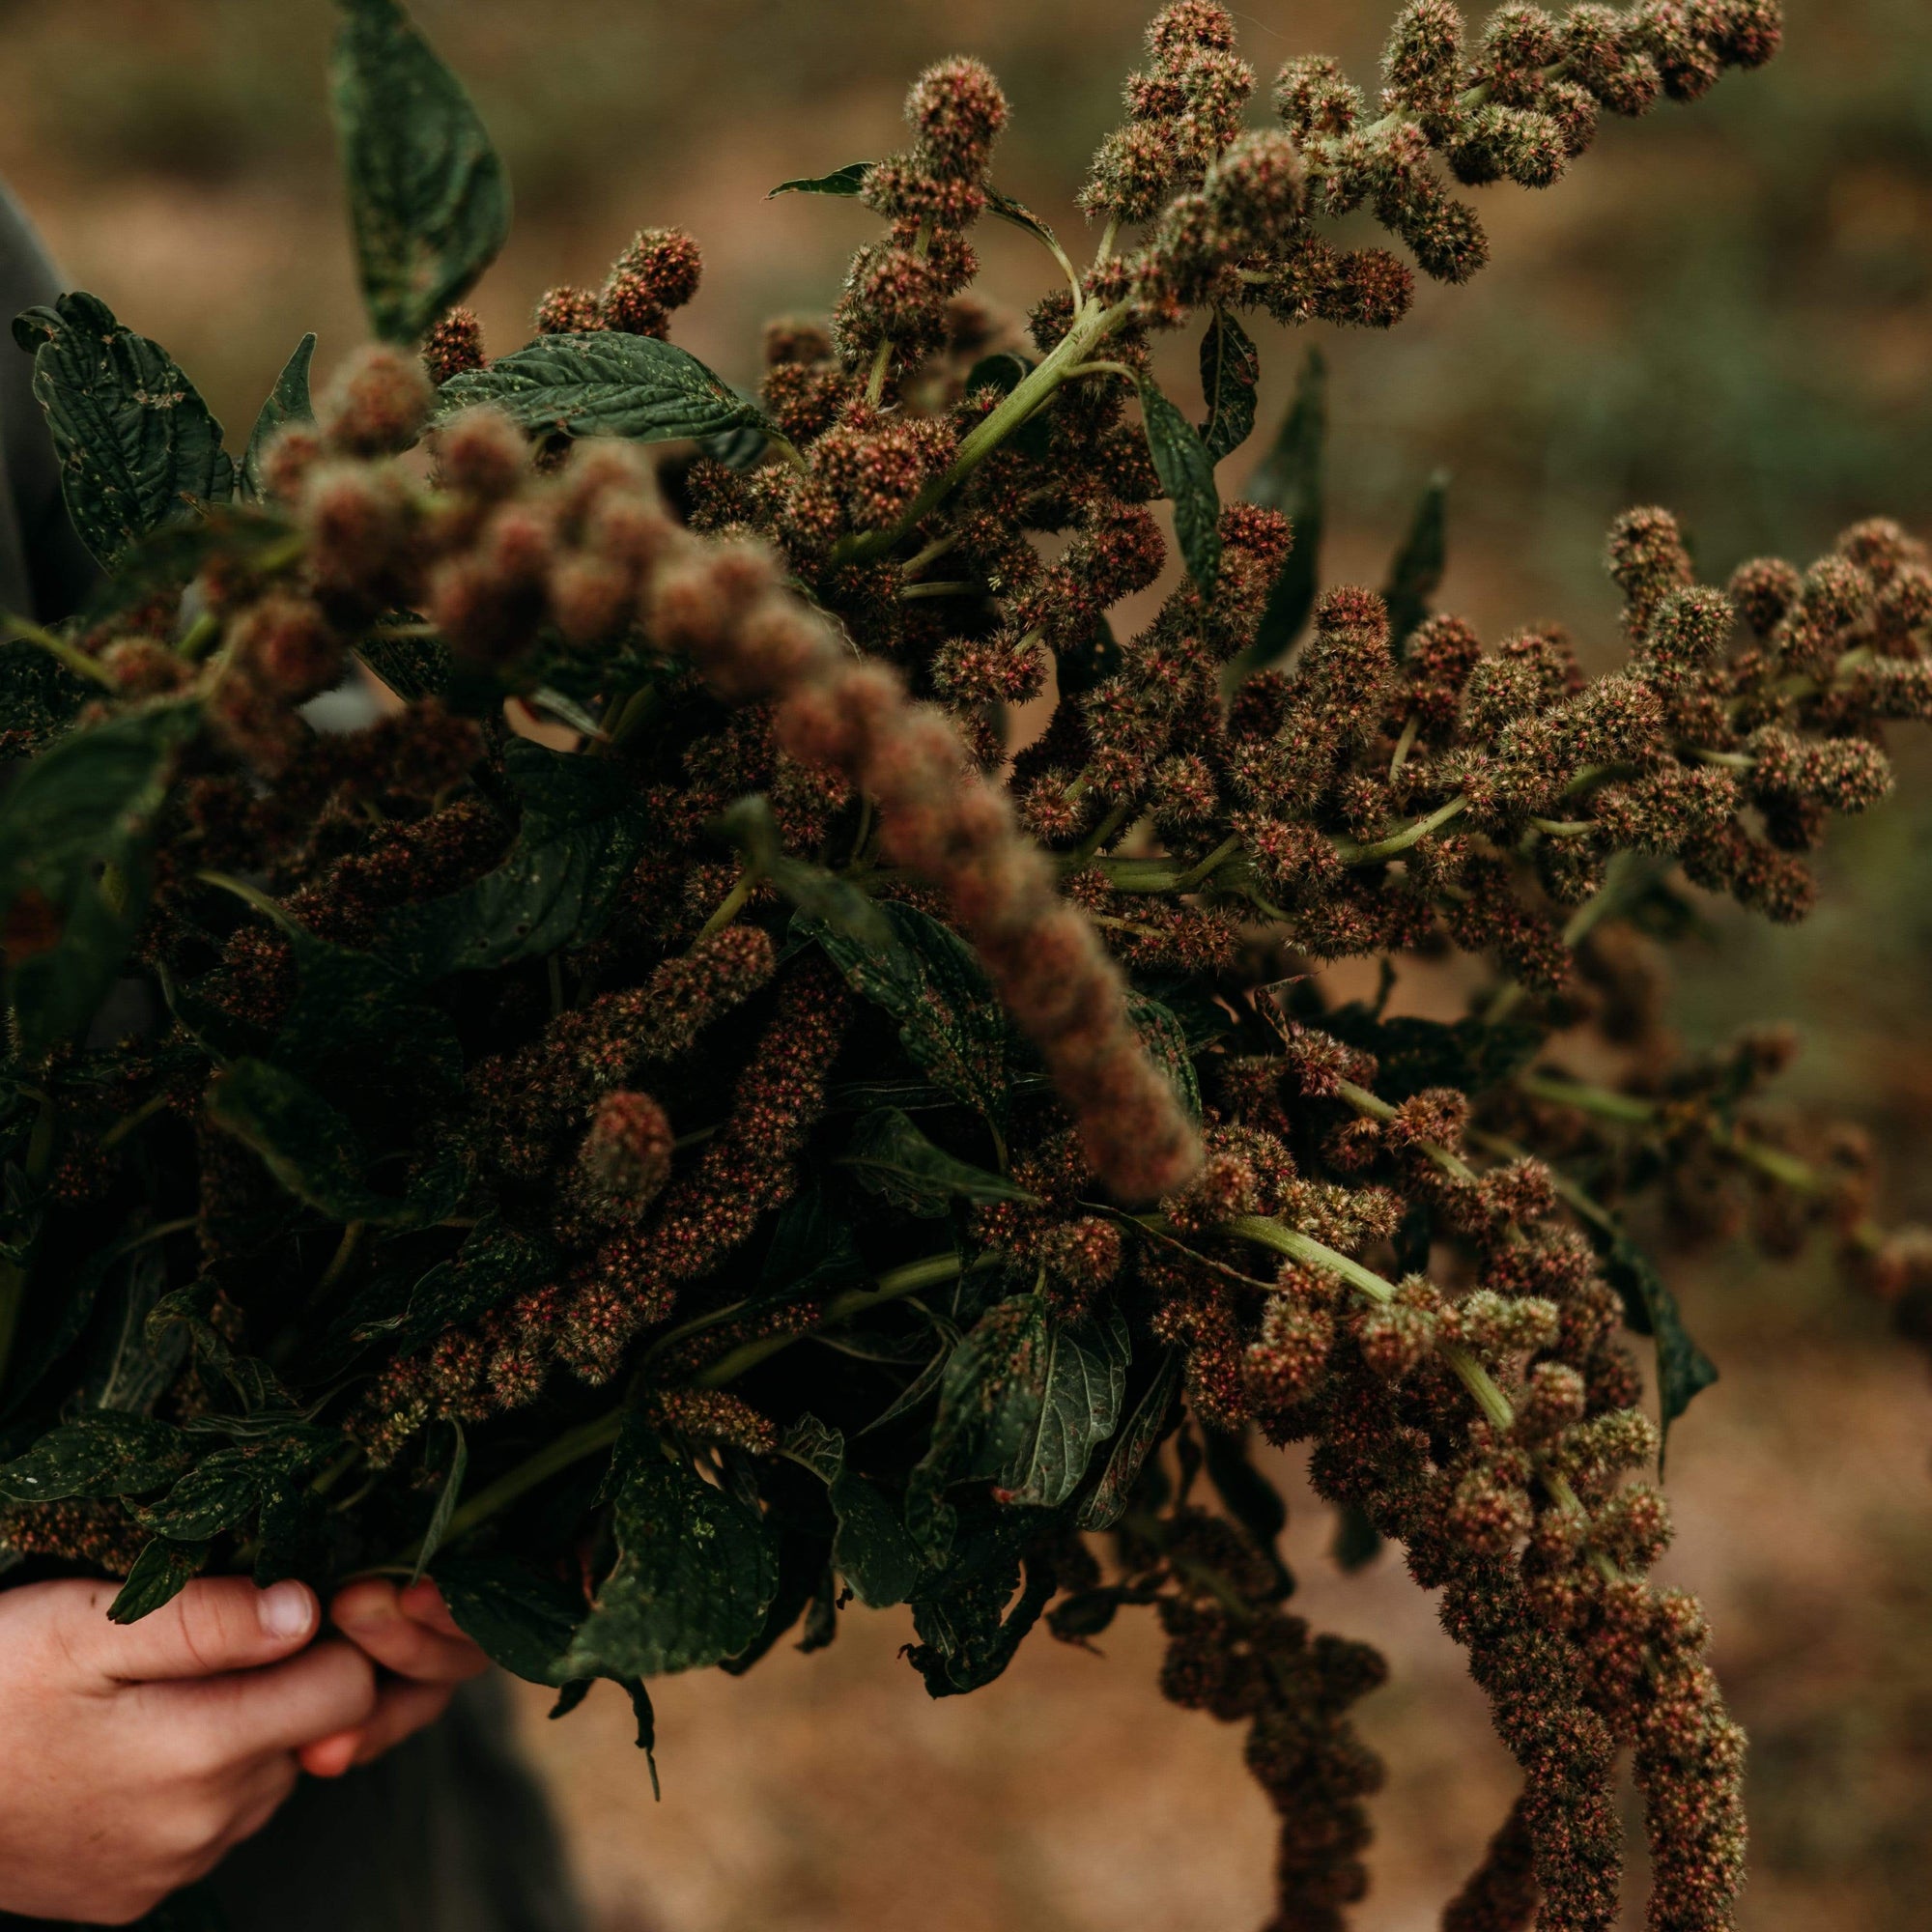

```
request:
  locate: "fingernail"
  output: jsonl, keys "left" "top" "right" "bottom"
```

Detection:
{"left": 258, "top": 1580, "right": 315, "bottom": 1641}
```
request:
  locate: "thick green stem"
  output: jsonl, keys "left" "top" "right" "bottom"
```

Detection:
{"left": 1333, "top": 794, "right": 1469, "bottom": 866}
{"left": 840, "top": 300, "right": 1131, "bottom": 563}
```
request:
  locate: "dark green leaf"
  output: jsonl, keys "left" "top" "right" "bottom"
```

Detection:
{"left": 135, "top": 1449, "right": 267, "bottom": 1540}
{"left": 241, "top": 334, "right": 316, "bottom": 499}
{"left": 1138, "top": 378, "right": 1220, "bottom": 593}
{"left": 382, "top": 740, "right": 647, "bottom": 976}
{"left": 1239, "top": 345, "right": 1326, "bottom": 672}
{"left": 0, "top": 1412, "right": 189, "bottom": 1502}
{"left": 438, "top": 332, "right": 770, "bottom": 444}
{"left": 1318, "top": 1004, "right": 1545, "bottom": 1102}
{"left": 1587, "top": 1224, "right": 1719, "bottom": 1458}
{"left": 391, "top": 1218, "right": 557, "bottom": 1353}
{"left": 146, "top": 1284, "right": 289, "bottom": 1416}
{"left": 355, "top": 626, "right": 449, "bottom": 702}
{"left": 998, "top": 1301, "right": 1130, "bottom": 1510}
{"left": 830, "top": 1471, "right": 923, "bottom": 1608}
{"left": 108, "top": 1538, "right": 211, "bottom": 1623}
{"left": 19, "top": 292, "right": 233, "bottom": 568}
{"left": 838, "top": 1108, "right": 1036, "bottom": 1217}
{"left": 1382, "top": 469, "right": 1449, "bottom": 656}
{"left": 769, "top": 162, "right": 873, "bottom": 198}
{"left": 206, "top": 1059, "right": 461, "bottom": 1228}
{"left": 1079, "top": 1348, "right": 1180, "bottom": 1530}
{"left": 1127, "top": 993, "right": 1202, "bottom": 1122}
{"left": 810, "top": 900, "right": 1010, "bottom": 1127}
{"left": 1331, "top": 1502, "right": 1383, "bottom": 1572}
{"left": 562, "top": 1455, "right": 777, "bottom": 1680}
{"left": 411, "top": 1420, "right": 469, "bottom": 1582}
{"left": 330, "top": 0, "right": 509, "bottom": 344}
{"left": 0, "top": 699, "right": 201, "bottom": 1059}
{"left": 1197, "top": 308, "right": 1260, "bottom": 465}
{"left": 78, "top": 503, "right": 297, "bottom": 628}
{"left": 963, "top": 351, "right": 1031, "bottom": 398}
{"left": 908, "top": 1533, "right": 1056, "bottom": 1696}
{"left": 983, "top": 185, "right": 1062, "bottom": 257}
{"left": 433, "top": 1553, "right": 586, "bottom": 1686}
{"left": 716, "top": 794, "right": 890, "bottom": 947}
{"left": 1203, "top": 1426, "right": 1292, "bottom": 1595}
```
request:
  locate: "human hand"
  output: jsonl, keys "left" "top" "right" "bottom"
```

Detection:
{"left": 301, "top": 1577, "right": 490, "bottom": 1776}
{"left": 0, "top": 1576, "right": 376, "bottom": 1924}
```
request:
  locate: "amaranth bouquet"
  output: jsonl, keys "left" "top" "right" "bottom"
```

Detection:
{"left": 3, "top": 2, "right": 1926, "bottom": 1927}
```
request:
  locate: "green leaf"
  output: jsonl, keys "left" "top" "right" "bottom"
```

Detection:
{"left": 997, "top": 1301, "right": 1130, "bottom": 1510}
{"left": 838, "top": 1109, "right": 1036, "bottom": 1217}
{"left": 1318, "top": 1004, "right": 1545, "bottom": 1102}
{"left": 206, "top": 1058, "right": 462, "bottom": 1228}
{"left": 1382, "top": 469, "right": 1449, "bottom": 656}
{"left": 1078, "top": 1349, "right": 1180, "bottom": 1530}
{"left": 0, "top": 699, "right": 200, "bottom": 1059}
{"left": 1197, "top": 308, "right": 1260, "bottom": 465}
{"left": 241, "top": 333, "right": 317, "bottom": 499}
{"left": 715, "top": 795, "right": 890, "bottom": 948}
{"left": 411, "top": 1420, "right": 468, "bottom": 1582}
{"left": 1138, "top": 378, "right": 1220, "bottom": 594}
{"left": 78, "top": 503, "right": 298, "bottom": 629}
{"left": 1587, "top": 1224, "right": 1719, "bottom": 1458}
{"left": 906, "top": 1510, "right": 1057, "bottom": 1695}
{"left": 134, "top": 1448, "right": 268, "bottom": 1540}
{"left": 382, "top": 739, "right": 649, "bottom": 976}
{"left": 779, "top": 1416, "right": 922, "bottom": 1607}
{"left": 562, "top": 1455, "right": 777, "bottom": 1681}
{"left": 146, "top": 1285, "right": 290, "bottom": 1416}
{"left": 433, "top": 1553, "right": 586, "bottom": 1686}
{"left": 17, "top": 292, "right": 233, "bottom": 568}
{"left": 810, "top": 900, "right": 1010, "bottom": 1127}
{"left": 770, "top": 162, "right": 873, "bottom": 197}
{"left": 983, "top": 185, "right": 1063, "bottom": 258}
{"left": 438, "top": 332, "right": 770, "bottom": 444}
{"left": 906, "top": 1293, "right": 1117, "bottom": 1548}
{"left": 1127, "top": 993, "right": 1202, "bottom": 1122}
{"left": 108, "top": 1538, "right": 211, "bottom": 1623}
{"left": 1203, "top": 1426, "right": 1292, "bottom": 1595}
{"left": 330, "top": 0, "right": 509, "bottom": 343}
{"left": 1240, "top": 345, "right": 1326, "bottom": 671}
{"left": 354, "top": 625, "right": 450, "bottom": 703}
{"left": 393, "top": 1218, "right": 557, "bottom": 1352}
{"left": 963, "top": 351, "right": 1031, "bottom": 398}
{"left": 0, "top": 1412, "right": 190, "bottom": 1503}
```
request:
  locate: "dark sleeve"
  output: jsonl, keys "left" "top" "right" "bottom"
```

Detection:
{"left": 0, "top": 182, "right": 99, "bottom": 623}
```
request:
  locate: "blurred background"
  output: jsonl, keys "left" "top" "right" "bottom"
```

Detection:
{"left": 4, "top": 0, "right": 1930, "bottom": 1924}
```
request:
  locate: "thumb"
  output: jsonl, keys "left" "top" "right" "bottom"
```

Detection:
{"left": 83, "top": 1577, "right": 320, "bottom": 1684}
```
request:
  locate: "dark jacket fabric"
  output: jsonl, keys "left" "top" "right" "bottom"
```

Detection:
{"left": 0, "top": 188, "right": 586, "bottom": 1932}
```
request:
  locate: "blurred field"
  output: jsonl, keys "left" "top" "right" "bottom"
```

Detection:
{"left": 6, "top": 0, "right": 1932, "bottom": 1924}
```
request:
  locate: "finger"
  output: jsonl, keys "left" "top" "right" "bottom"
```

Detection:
{"left": 162, "top": 1636, "right": 377, "bottom": 1764}
{"left": 77, "top": 1577, "right": 319, "bottom": 1686}
{"left": 299, "top": 1677, "right": 455, "bottom": 1776}
{"left": 330, "top": 1580, "right": 489, "bottom": 1684}
{"left": 398, "top": 1578, "right": 470, "bottom": 1643}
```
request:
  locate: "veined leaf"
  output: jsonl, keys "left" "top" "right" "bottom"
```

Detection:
{"left": 381, "top": 739, "right": 650, "bottom": 976}
{"left": 770, "top": 162, "right": 873, "bottom": 198}
{"left": 108, "top": 1538, "right": 211, "bottom": 1623}
{"left": 206, "top": 1059, "right": 462, "bottom": 1228}
{"left": 1127, "top": 993, "right": 1202, "bottom": 1122}
{"left": 1139, "top": 378, "right": 1220, "bottom": 593}
{"left": 838, "top": 1108, "right": 1036, "bottom": 1217}
{"left": 810, "top": 900, "right": 1011, "bottom": 1127}
{"left": 1382, "top": 470, "right": 1449, "bottom": 656}
{"left": 14, "top": 292, "right": 233, "bottom": 568}
{"left": 1079, "top": 1349, "right": 1180, "bottom": 1529}
{"left": 0, "top": 1412, "right": 189, "bottom": 1503}
{"left": 438, "top": 332, "right": 770, "bottom": 445}
{"left": 330, "top": 0, "right": 509, "bottom": 343}
{"left": 241, "top": 333, "right": 317, "bottom": 499}
{"left": 134, "top": 1448, "right": 269, "bottom": 1541}
{"left": 0, "top": 699, "right": 201, "bottom": 1059}
{"left": 1198, "top": 308, "right": 1260, "bottom": 465}
{"left": 984, "top": 185, "right": 1063, "bottom": 258}
{"left": 562, "top": 1455, "right": 777, "bottom": 1681}
{"left": 997, "top": 1301, "right": 1130, "bottom": 1510}
{"left": 433, "top": 1553, "right": 586, "bottom": 1686}
{"left": 779, "top": 1416, "right": 923, "bottom": 1606}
